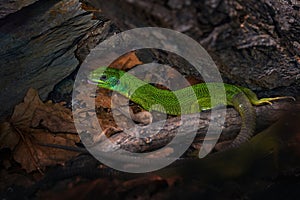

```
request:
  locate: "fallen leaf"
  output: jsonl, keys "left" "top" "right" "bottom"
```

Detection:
{"left": 94, "top": 89, "right": 112, "bottom": 108}
{"left": 32, "top": 101, "right": 77, "bottom": 133}
{"left": 13, "top": 130, "right": 80, "bottom": 173}
{"left": 0, "top": 88, "right": 81, "bottom": 173}
{"left": 10, "top": 88, "right": 43, "bottom": 129}
{"left": 0, "top": 122, "right": 20, "bottom": 150}
{"left": 109, "top": 51, "right": 142, "bottom": 70}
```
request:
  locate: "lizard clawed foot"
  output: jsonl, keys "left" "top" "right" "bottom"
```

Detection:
{"left": 254, "top": 96, "right": 295, "bottom": 106}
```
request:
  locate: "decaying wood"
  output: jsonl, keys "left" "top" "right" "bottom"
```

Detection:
{"left": 156, "top": 110, "right": 300, "bottom": 181}
{"left": 0, "top": 0, "right": 38, "bottom": 19}
{"left": 95, "top": 101, "right": 295, "bottom": 153}
{"left": 0, "top": 0, "right": 117, "bottom": 121}
{"left": 86, "top": 0, "right": 300, "bottom": 97}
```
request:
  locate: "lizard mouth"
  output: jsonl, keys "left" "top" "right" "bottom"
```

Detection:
{"left": 87, "top": 79, "right": 99, "bottom": 85}
{"left": 87, "top": 79, "right": 107, "bottom": 86}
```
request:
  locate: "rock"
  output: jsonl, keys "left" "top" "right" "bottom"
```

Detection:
{"left": 86, "top": 0, "right": 300, "bottom": 95}
{"left": 0, "top": 0, "right": 38, "bottom": 19}
{"left": 0, "top": 0, "right": 98, "bottom": 120}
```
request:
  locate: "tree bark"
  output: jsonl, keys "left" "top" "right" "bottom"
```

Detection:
{"left": 93, "top": 101, "right": 295, "bottom": 153}
{"left": 0, "top": 0, "right": 118, "bottom": 121}
{"left": 86, "top": 0, "right": 300, "bottom": 97}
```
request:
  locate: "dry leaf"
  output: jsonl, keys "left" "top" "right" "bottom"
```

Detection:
{"left": 10, "top": 88, "right": 43, "bottom": 129}
{"left": 13, "top": 130, "right": 80, "bottom": 173}
{"left": 32, "top": 101, "right": 77, "bottom": 133}
{"left": 0, "top": 88, "right": 81, "bottom": 173}
{"left": 109, "top": 51, "right": 142, "bottom": 70}
{"left": 0, "top": 122, "right": 20, "bottom": 150}
{"left": 95, "top": 89, "right": 112, "bottom": 108}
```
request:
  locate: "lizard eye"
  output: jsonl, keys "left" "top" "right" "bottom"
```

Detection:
{"left": 99, "top": 75, "right": 107, "bottom": 81}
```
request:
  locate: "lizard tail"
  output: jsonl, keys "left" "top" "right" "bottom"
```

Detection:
{"left": 227, "top": 92, "right": 256, "bottom": 149}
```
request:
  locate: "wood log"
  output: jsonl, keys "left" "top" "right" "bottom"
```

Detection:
{"left": 0, "top": 0, "right": 117, "bottom": 121}
{"left": 95, "top": 101, "right": 296, "bottom": 153}
{"left": 86, "top": 0, "right": 300, "bottom": 97}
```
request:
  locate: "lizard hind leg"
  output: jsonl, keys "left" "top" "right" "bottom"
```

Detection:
{"left": 252, "top": 96, "right": 296, "bottom": 106}
{"left": 238, "top": 86, "right": 295, "bottom": 106}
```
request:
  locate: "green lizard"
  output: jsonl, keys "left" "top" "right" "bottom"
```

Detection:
{"left": 88, "top": 67, "right": 294, "bottom": 149}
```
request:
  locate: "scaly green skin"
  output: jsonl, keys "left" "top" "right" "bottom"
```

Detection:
{"left": 88, "top": 67, "right": 294, "bottom": 148}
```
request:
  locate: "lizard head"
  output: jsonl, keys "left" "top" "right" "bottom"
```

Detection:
{"left": 88, "top": 67, "right": 125, "bottom": 90}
